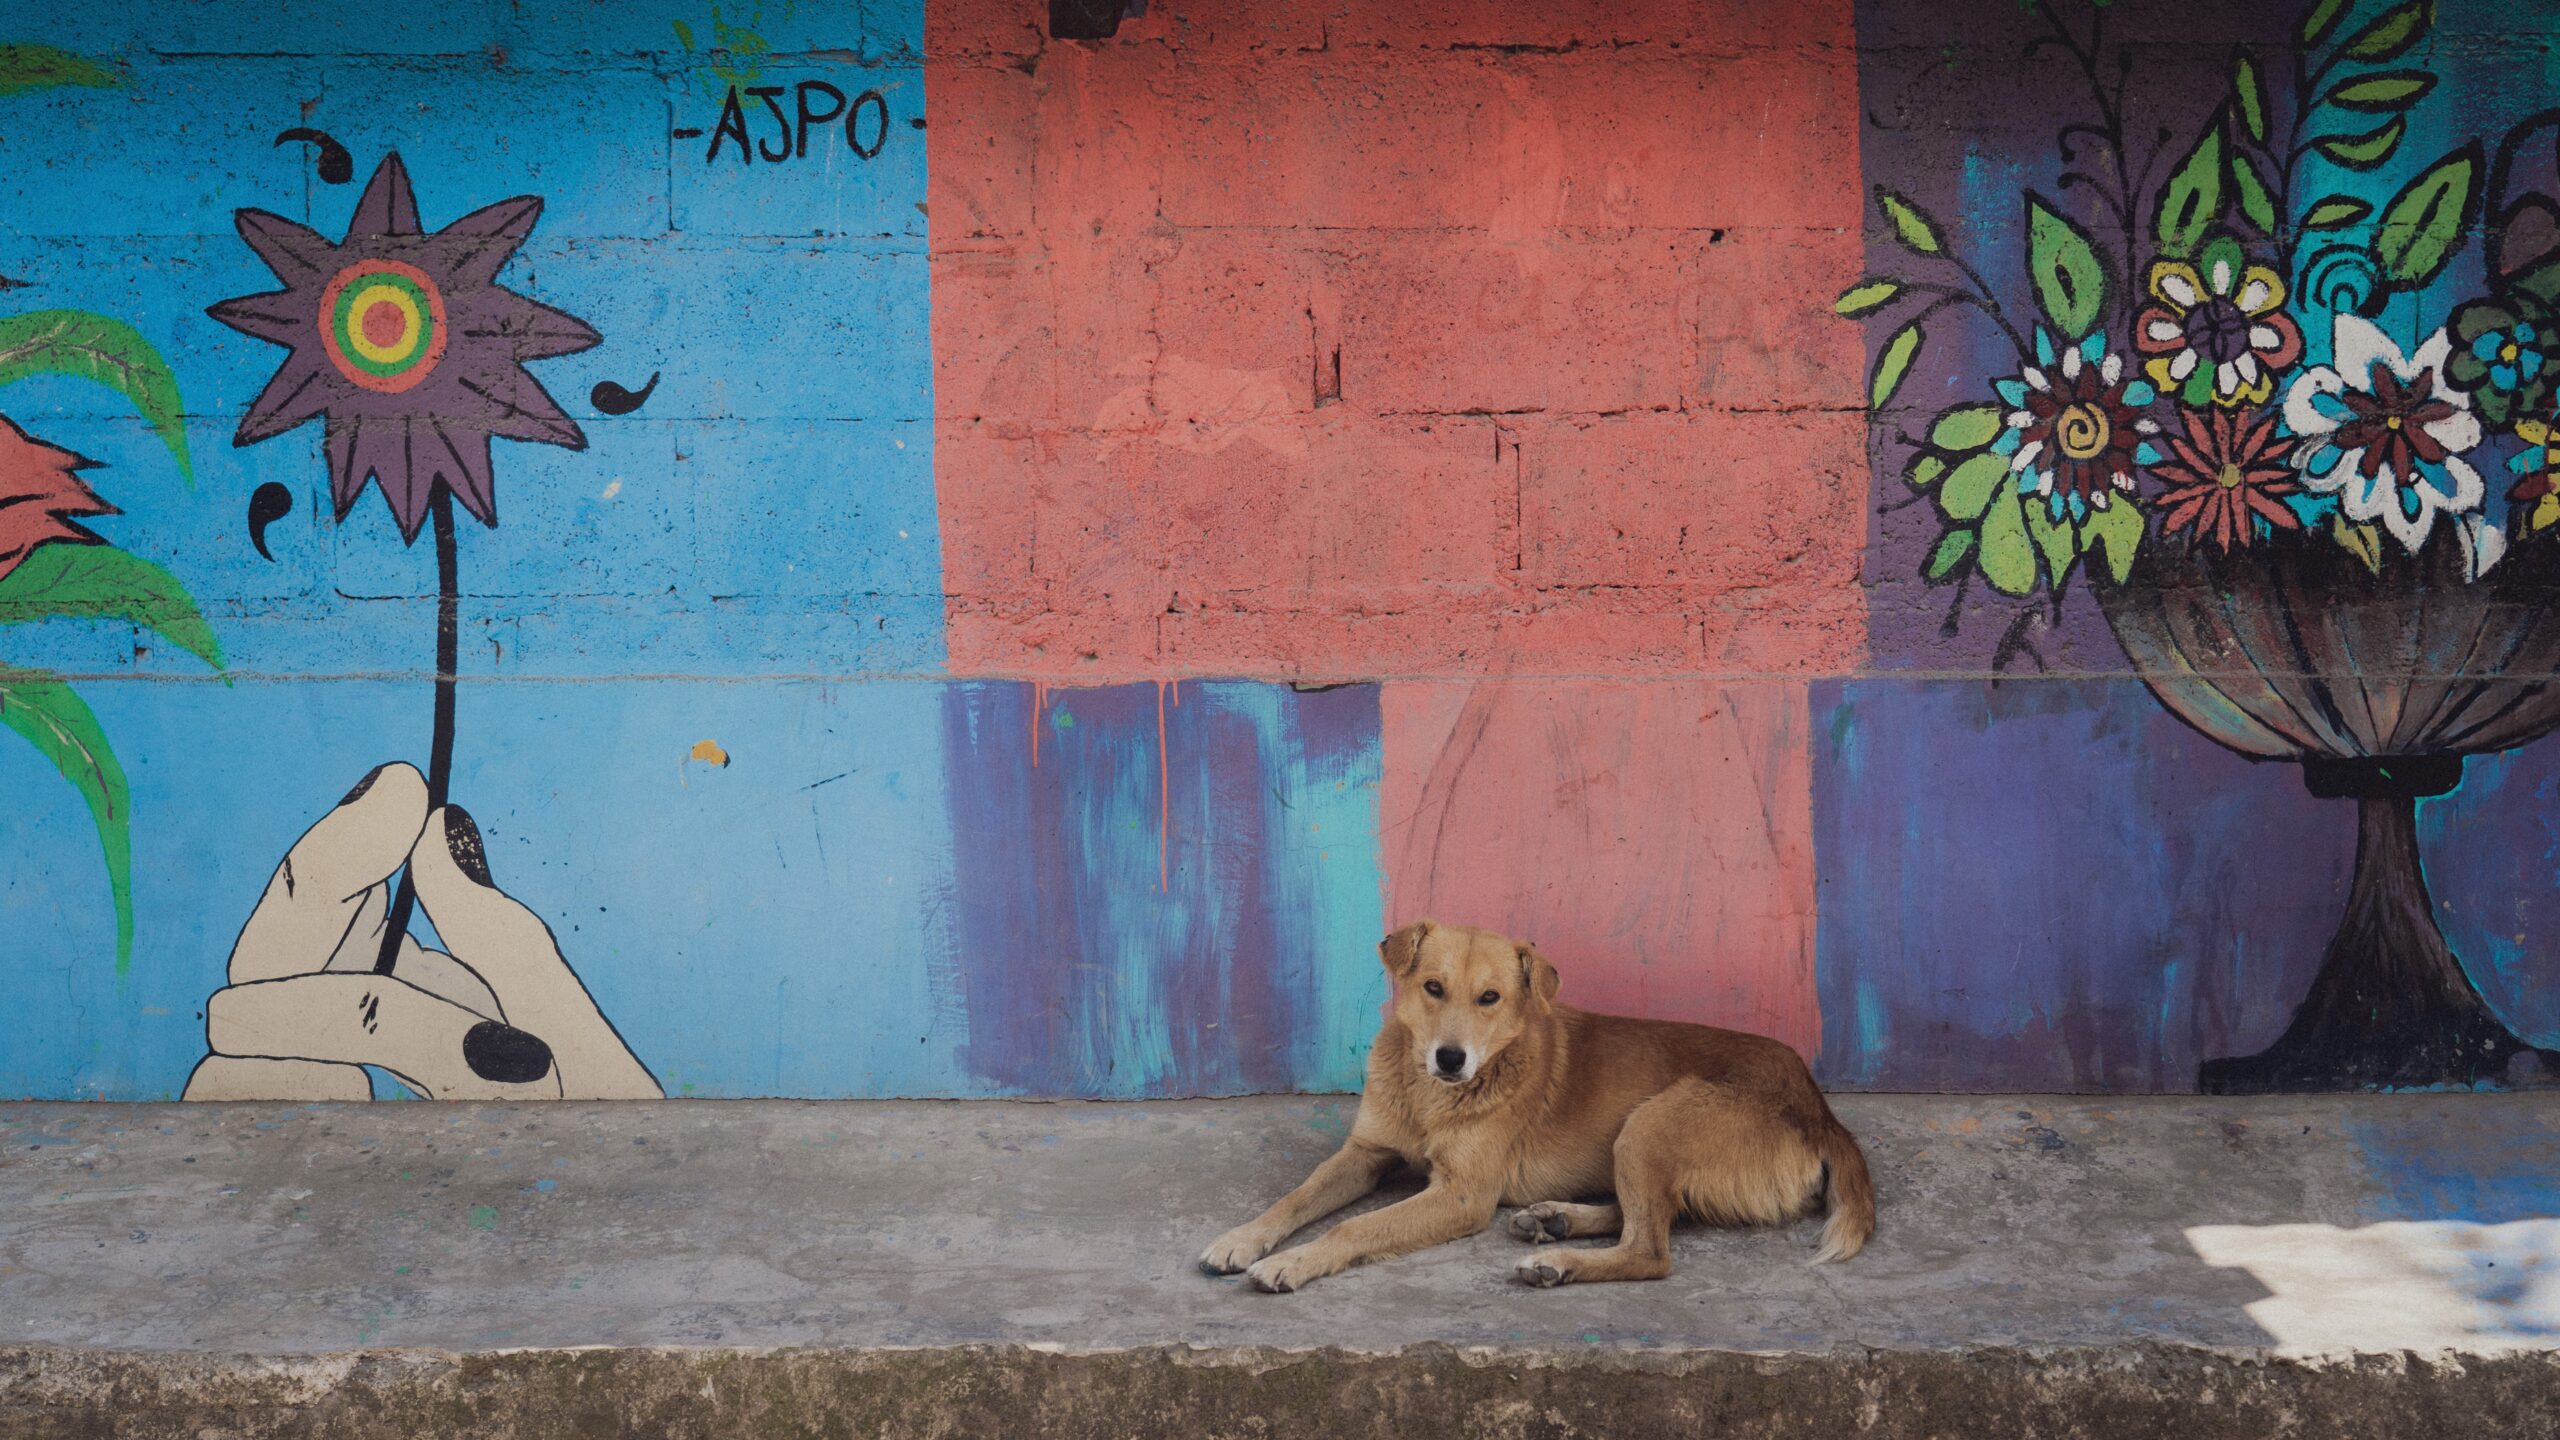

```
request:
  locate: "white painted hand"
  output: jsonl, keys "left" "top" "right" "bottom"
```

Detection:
{"left": 181, "top": 763, "right": 661, "bottom": 1102}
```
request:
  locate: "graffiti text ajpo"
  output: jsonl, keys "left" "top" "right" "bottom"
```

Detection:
{"left": 700, "top": 82, "right": 889, "bottom": 166}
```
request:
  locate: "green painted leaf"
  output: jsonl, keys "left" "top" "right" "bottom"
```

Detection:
{"left": 2155, "top": 127, "right": 2224, "bottom": 259}
{"left": 2233, "top": 54, "right": 2266, "bottom": 144}
{"left": 0, "top": 44, "right": 119, "bottom": 97}
{"left": 1834, "top": 278, "right": 1903, "bottom": 318}
{"left": 0, "top": 669, "right": 131, "bottom": 969}
{"left": 671, "top": 17, "right": 698, "bottom": 49}
{"left": 1939, "top": 454, "right": 2010, "bottom": 524}
{"left": 2341, "top": 1, "right": 2431, "bottom": 62}
{"left": 0, "top": 543, "right": 224, "bottom": 670}
{"left": 2085, "top": 500, "right": 2145, "bottom": 585}
{"left": 2325, "top": 70, "right": 2436, "bottom": 114}
{"left": 2024, "top": 502, "right": 2079, "bottom": 591}
{"left": 2302, "top": 195, "right": 2374, "bottom": 229}
{"left": 0, "top": 310, "right": 191, "bottom": 482}
{"left": 2375, "top": 144, "right": 2479, "bottom": 288}
{"left": 1924, "top": 528, "right": 1977, "bottom": 583}
{"left": 1977, "top": 491, "right": 2037, "bottom": 596}
{"left": 2314, "top": 116, "right": 2406, "bottom": 171}
{"left": 1928, "top": 404, "right": 2006, "bottom": 453}
{"left": 2301, "top": 0, "right": 2350, "bottom": 45}
{"left": 2025, "top": 193, "right": 2107, "bottom": 337}
{"left": 2231, "top": 150, "right": 2279, "bottom": 235}
{"left": 1869, "top": 321, "right": 1923, "bottom": 412}
{"left": 1906, "top": 453, "right": 1949, "bottom": 491}
{"left": 1875, "top": 189, "right": 1944, "bottom": 257}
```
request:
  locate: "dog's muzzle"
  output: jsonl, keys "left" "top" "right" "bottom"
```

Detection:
{"left": 1431, "top": 1046, "right": 1469, "bottom": 1083}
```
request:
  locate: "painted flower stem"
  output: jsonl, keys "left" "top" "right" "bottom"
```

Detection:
{"left": 373, "top": 487, "right": 460, "bottom": 976}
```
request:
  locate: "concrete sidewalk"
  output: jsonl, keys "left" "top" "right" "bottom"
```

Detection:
{"left": 3, "top": 1094, "right": 2556, "bottom": 1437}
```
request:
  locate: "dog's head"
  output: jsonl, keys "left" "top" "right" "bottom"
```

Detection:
{"left": 1380, "top": 920, "right": 1559, "bottom": 1086}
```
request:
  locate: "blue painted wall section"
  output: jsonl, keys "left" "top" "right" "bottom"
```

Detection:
{"left": 939, "top": 682, "right": 1385, "bottom": 1098}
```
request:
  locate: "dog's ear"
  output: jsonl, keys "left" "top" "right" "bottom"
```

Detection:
{"left": 1517, "top": 942, "right": 1559, "bottom": 1009}
{"left": 1380, "top": 920, "right": 1431, "bottom": 977}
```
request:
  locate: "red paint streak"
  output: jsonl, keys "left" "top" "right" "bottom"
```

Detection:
{"left": 1156, "top": 679, "right": 1172, "bottom": 892}
{"left": 1030, "top": 678, "right": 1047, "bottom": 768}
{"left": 1379, "top": 678, "right": 1822, "bottom": 1059}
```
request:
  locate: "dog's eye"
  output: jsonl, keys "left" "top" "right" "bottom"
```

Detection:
{"left": 1422, "top": 980, "right": 1444, "bottom": 999}
{"left": 1477, "top": 990, "right": 1500, "bottom": 1007}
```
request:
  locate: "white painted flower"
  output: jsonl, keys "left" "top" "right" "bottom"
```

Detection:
{"left": 2284, "top": 314, "right": 2485, "bottom": 556}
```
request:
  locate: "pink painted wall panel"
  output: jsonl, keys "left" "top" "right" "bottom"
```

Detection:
{"left": 1379, "top": 681, "right": 1822, "bottom": 1060}
{"left": 927, "top": 0, "right": 1868, "bottom": 681}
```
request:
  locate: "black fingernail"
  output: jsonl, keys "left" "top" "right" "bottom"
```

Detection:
{"left": 463, "top": 1021, "right": 554, "bottom": 1084}
{"left": 444, "top": 806, "right": 493, "bottom": 886}
{"left": 341, "top": 764, "right": 389, "bottom": 805}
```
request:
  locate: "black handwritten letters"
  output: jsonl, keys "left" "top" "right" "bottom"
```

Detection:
{"left": 700, "top": 82, "right": 889, "bottom": 167}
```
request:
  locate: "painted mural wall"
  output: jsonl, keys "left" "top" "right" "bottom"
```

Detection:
{"left": 0, "top": 0, "right": 2555, "bottom": 1101}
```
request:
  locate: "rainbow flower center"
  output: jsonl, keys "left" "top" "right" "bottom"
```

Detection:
{"left": 317, "top": 259, "right": 448, "bottom": 394}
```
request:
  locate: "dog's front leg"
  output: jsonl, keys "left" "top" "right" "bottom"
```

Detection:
{"left": 1244, "top": 1179, "right": 1495, "bottom": 1293}
{"left": 1201, "top": 1140, "right": 1398, "bottom": 1275}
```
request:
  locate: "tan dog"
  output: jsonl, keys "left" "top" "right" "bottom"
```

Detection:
{"left": 1201, "top": 920, "right": 1873, "bottom": 1291}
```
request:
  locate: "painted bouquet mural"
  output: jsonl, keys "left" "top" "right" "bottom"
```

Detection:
{"left": 1845, "top": 0, "right": 2560, "bottom": 1091}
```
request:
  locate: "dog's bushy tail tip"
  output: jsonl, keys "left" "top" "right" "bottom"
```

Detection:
{"left": 1810, "top": 1120, "right": 1875, "bottom": 1264}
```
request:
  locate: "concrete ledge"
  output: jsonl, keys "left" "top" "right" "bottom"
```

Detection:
{"left": 3, "top": 1096, "right": 2556, "bottom": 1437}
{"left": 9, "top": 1343, "right": 2560, "bottom": 1440}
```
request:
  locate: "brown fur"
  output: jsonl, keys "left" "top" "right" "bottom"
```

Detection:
{"left": 1200, "top": 920, "right": 1875, "bottom": 1291}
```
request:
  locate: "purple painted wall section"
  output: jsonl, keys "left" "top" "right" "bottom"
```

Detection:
{"left": 937, "top": 681, "right": 1385, "bottom": 1098}
{"left": 1814, "top": 678, "right": 2341, "bottom": 1091}
{"left": 1815, "top": 678, "right": 2560, "bottom": 1090}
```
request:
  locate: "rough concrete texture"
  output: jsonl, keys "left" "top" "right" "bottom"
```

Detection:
{"left": 4, "top": 1095, "right": 2556, "bottom": 1436}
{"left": 927, "top": 0, "right": 1870, "bottom": 680}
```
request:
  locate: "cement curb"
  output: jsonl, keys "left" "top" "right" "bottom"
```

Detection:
{"left": 7, "top": 1342, "right": 2559, "bottom": 1439}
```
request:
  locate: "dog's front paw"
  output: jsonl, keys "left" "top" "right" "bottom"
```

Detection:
{"left": 1507, "top": 1205, "right": 1572, "bottom": 1244}
{"left": 1515, "top": 1256, "right": 1573, "bottom": 1288}
{"left": 1199, "top": 1228, "right": 1272, "bottom": 1276}
{"left": 1245, "top": 1249, "right": 1333, "bottom": 1294}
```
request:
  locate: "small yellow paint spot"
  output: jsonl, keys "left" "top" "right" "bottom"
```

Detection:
{"left": 689, "top": 739, "right": 731, "bottom": 767}
{"left": 601, "top": 479, "right": 623, "bottom": 500}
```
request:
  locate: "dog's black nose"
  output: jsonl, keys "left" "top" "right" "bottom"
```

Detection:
{"left": 1434, "top": 1047, "right": 1466, "bottom": 1075}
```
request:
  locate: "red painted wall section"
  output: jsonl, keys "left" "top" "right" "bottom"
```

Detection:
{"left": 927, "top": 0, "right": 1869, "bottom": 682}
{"left": 1378, "top": 682, "right": 1823, "bottom": 1057}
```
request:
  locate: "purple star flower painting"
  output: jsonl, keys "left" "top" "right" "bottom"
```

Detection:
{"left": 209, "top": 153, "right": 598, "bottom": 539}
{"left": 209, "top": 152, "right": 604, "bottom": 975}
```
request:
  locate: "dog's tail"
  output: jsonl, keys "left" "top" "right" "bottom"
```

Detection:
{"left": 1810, "top": 1118, "right": 1874, "bottom": 1264}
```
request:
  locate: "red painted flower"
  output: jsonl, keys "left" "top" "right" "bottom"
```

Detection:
{"left": 2151, "top": 406, "right": 2300, "bottom": 552}
{"left": 2327, "top": 363, "right": 2464, "bottom": 484}
{"left": 206, "top": 153, "right": 600, "bottom": 541}
{"left": 0, "top": 415, "right": 114, "bottom": 582}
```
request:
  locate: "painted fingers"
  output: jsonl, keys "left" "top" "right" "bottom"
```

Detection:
{"left": 186, "top": 768, "right": 659, "bottom": 1102}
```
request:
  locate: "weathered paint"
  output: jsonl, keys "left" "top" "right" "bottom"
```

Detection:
{"left": 2, "top": 0, "right": 2558, "bottom": 1101}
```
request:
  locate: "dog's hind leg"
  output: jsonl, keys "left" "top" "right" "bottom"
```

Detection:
{"left": 1516, "top": 1079, "right": 1821, "bottom": 1287}
{"left": 1506, "top": 1201, "right": 1621, "bottom": 1243}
